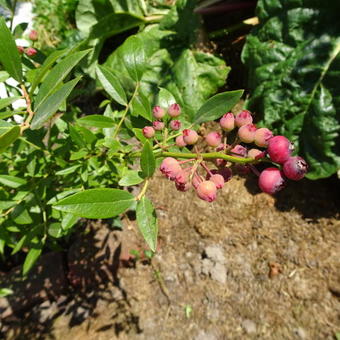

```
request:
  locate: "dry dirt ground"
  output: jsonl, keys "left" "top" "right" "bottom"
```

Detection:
{"left": 1, "top": 172, "right": 339, "bottom": 340}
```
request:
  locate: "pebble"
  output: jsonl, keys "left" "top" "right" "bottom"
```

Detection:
{"left": 241, "top": 319, "right": 256, "bottom": 334}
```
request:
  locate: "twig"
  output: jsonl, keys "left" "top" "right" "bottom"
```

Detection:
{"left": 20, "top": 84, "right": 35, "bottom": 134}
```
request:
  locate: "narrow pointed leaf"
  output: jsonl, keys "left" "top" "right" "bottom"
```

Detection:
{"left": 0, "top": 125, "right": 20, "bottom": 152}
{"left": 0, "top": 96, "right": 21, "bottom": 110}
{"left": 119, "top": 170, "right": 144, "bottom": 186}
{"left": 77, "top": 114, "right": 115, "bottom": 128}
{"left": 23, "top": 245, "right": 42, "bottom": 275}
{"left": 0, "top": 175, "right": 26, "bottom": 188}
{"left": 140, "top": 140, "right": 155, "bottom": 178}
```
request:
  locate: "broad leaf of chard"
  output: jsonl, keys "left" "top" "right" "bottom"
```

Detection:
{"left": 242, "top": 0, "right": 340, "bottom": 179}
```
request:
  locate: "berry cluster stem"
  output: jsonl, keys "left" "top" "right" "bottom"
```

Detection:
{"left": 20, "top": 84, "right": 35, "bottom": 134}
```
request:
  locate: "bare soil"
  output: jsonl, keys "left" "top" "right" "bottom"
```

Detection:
{"left": 2, "top": 172, "right": 339, "bottom": 340}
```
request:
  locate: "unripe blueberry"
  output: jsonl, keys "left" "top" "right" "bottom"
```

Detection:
{"left": 209, "top": 174, "right": 224, "bottom": 189}
{"left": 153, "top": 106, "right": 165, "bottom": 119}
{"left": 170, "top": 120, "right": 181, "bottom": 131}
{"left": 230, "top": 144, "right": 247, "bottom": 157}
{"left": 175, "top": 135, "right": 187, "bottom": 148}
{"left": 160, "top": 157, "right": 182, "bottom": 180}
{"left": 29, "top": 30, "right": 38, "bottom": 41}
{"left": 238, "top": 124, "right": 257, "bottom": 143}
{"left": 247, "top": 148, "right": 263, "bottom": 159}
{"left": 142, "top": 126, "right": 155, "bottom": 138}
{"left": 182, "top": 129, "right": 198, "bottom": 145}
{"left": 196, "top": 180, "right": 217, "bottom": 202}
{"left": 17, "top": 46, "right": 24, "bottom": 54}
{"left": 258, "top": 167, "right": 286, "bottom": 195}
{"left": 205, "top": 132, "right": 222, "bottom": 147}
{"left": 25, "top": 47, "right": 37, "bottom": 57}
{"left": 152, "top": 121, "right": 164, "bottom": 131}
{"left": 235, "top": 110, "right": 253, "bottom": 127}
{"left": 254, "top": 128, "right": 273, "bottom": 147}
{"left": 283, "top": 156, "right": 308, "bottom": 180}
{"left": 168, "top": 103, "right": 181, "bottom": 117}
{"left": 267, "top": 136, "right": 293, "bottom": 164}
{"left": 220, "top": 112, "right": 235, "bottom": 132}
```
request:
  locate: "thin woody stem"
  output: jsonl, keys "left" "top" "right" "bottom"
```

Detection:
{"left": 20, "top": 84, "right": 35, "bottom": 134}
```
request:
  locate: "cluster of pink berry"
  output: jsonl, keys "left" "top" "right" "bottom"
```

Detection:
{"left": 17, "top": 30, "right": 38, "bottom": 57}
{"left": 142, "top": 105, "right": 308, "bottom": 201}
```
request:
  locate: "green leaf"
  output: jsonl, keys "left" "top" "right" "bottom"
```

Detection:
{"left": 61, "top": 213, "right": 79, "bottom": 230}
{"left": 11, "top": 234, "right": 27, "bottom": 255}
{"left": 23, "top": 243, "right": 43, "bottom": 275}
{"left": 55, "top": 164, "right": 81, "bottom": 176}
{"left": 0, "top": 201, "right": 17, "bottom": 210}
{"left": 0, "top": 70, "right": 9, "bottom": 82}
{"left": 53, "top": 188, "right": 135, "bottom": 218}
{"left": 69, "top": 124, "right": 86, "bottom": 148}
{"left": 96, "top": 65, "right": 127, "bottom": 105}
{"left": 77, "top": 114, "right": 115, "bottom": 128}
{"left": 140, "top": 140, "right": 155, "bottom": 178}
{"left": 242, "top": 0, "right": 340, "bottom": 178}
{"left": 31, "top": 77, "right": 81, "bottom": 130}
{"left": 193, "top": 90, "right": 244, "bottom": 124}
{"left": 0, "top": 288, "right": 13, "bottom": 297}
{"left": 130, "top": 91, "right": 151, "bottom": 121}
{"left": 0, "top": 96, "right": 21, "bottom": 110}
{"left": 119, "top": 170, "right": 144, "bottom": 186}
{"left": 34, "top": 50, "right": 90, "bottom": 110}
{"left": 0, "top": 17, "right": 22, "bottom": 82}
{"left": 0, "top": 175, "right": 26, "bottom": 188}
{"left": 48, "top": 223, "right": 63, "bottom": 238}
{"left": 157, "top": 87, "right": 176, "bottom": 109}
{"left": 0, "top": 125, "right": 20, "bottom": 153}
{"left": 136, "top": 196, "right": 158, "bottom": 252}
{"left": 89, "top": 12, "right": 144, "bottom": 40}
{"left": 11, "top": 204, "right": 33, "bottom": 225}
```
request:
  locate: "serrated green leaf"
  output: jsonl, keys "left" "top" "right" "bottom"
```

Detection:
{"left": 140, "top": 140, "right": 155, "bottom": 178}
{"left": 77, "top": 115, "right": 115, "bottom": 128}
{"left": 136, "top": 196, "right": 158, "bottom": 252}
{"left": 119, "top": 170, "right": 144, "bottom": 186}
{"left": 0, "top": 125, "right": 20, "bottom": 152}
{"left": 96, "top": 65, "right": 127, "bottom": 105}
{"left": 31, "top": 77, "right": 81, "bottom": 130}
{"left": 0, "top": 175, "right": 26, "bottom": 188}
{"left": 0, "top": 17, "right": 22, "bottom": 82}
{"left": 34, "top": 50, "right": 90, "bottom": 110}
{"left": 53, "top": 188, "right": 135, "bottom": 218}
{"left": 193, "top": 90, "right": 244, "bottom": 124}
{"left": 0, "top": 96, "right": 21, "bottom": 110}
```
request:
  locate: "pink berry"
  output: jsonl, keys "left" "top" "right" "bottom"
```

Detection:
{"left": 230, "top": 144, "right": 247, "bottom": 157}
{"left": 192, "top": 175, "right": 202, "bottom": 189}
{"left": 160, "top": 157, "right": 182, "bottom": 180}
{"left": 152, "top": 121, "right": 164, "bottom": 131}
{"left": 235, "top": 110, "right": 253, "bottom": 127}
{"left": 258, "top": 167, "right": 286, "bottom": 194}
{"left": 267, "top": 136, "right": 293, "bottom": 164}
{"left": 254, "top": 128, "right": 273, "bottom": 147}
{"left": 25, "top": 47, "right": 37, "bottom": 57}
{"left": 142, "top": 126, "right": 155, "bottom": 138}
{"left": 205, "top": 132, "right": 222, "bottom": 147}
{"left": 168, "top": 103, "right": 181, "bottom": 117}
{"left": 208, "top": 174, "right": 224, "bottom": 189}
{"left": 29, "top": 30, "right": 38, "bottom": 41}
{"left": 175, "top": 181, "right": 190, "bottom": 192}
{"left": 207, "top": 168, "right": 232, "bottom": 182}
{"left": 220, "top": 112, "right": 235, "bottom": 132}
{"left": 175, "top": 135, "right": 187, "bottom": 148}
{"left": 170, "top": 120, "right": 181, "bottom": 130}
{"left": 17, "top": 46, "right": 24, "bottom": 54}
{"left": 196, "top": 180, "right": 217, "bottom": 202}
{"left": 153, "top": 106, "right": 165, "bottom": 119}
{"left": 175, "top": 169, "right": 190, "bottom": 185}
{"left": 238, "top": 124, "right": 257, "bottom": 143}
{"left": 182, "top": 129, "right": 198, "bottom": 145}
{"left": 247, "top": 148, "right": 263, "bottom": 159}
{"left": 283, "top": 156, "right": 308, "bottom": 180}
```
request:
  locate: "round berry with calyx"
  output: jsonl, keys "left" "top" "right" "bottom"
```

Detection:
{"left": 142, "top": 126, "right": 155, "bottom": 138}
{"left": 283, "top": 156, "right": 308, "bottom": 180}
{"left": 17, "top": 46, "right": 24, "bottom": 54}
{"left": 208, "top": 174, "right": 224, "bottom": 189}
{"left": 25, "top": 47, "right": 37, "bottom": 57}
{"left": 238, "top": 124, "right": 257, "bottom": 143}
{"left": 29, "top": 30, "right": 38, "bottom": 41}
{"left": 175, "top": 135, "right": 187, "bottom": 147}
{"left": 170, "top": 120, "right": 181, "bottom": 131}
{"left": 152, "top": 121, "right": 164, "bottom": 131}
{"left": 254, "top": 128, "right": 273, "bottom": 147}
{"left": 160, "top": 157, "right": 182, "bottom": 180}
{"left": 192, "top": 174, "right": 202, "bottom": 189}
{"left": 175, "top": 169, "right": 190, "bottom": 185}
{"left": 196, "top": 180, "right": 217, "bottom": 202}
{"left": 205, "top": 132, "right": 222, "bottom": 147}
{"left": 230, "top": 144, "right": 247, "bottom": 157}
{"left": 168, "top": 103, "right": 181, "bottom": 117}
{"left": 267, "top": 136, "right": 293, "bottom": 164}
{"left": 153, "top": 106, "right": 165, "bottom": 119}
{"left": 248, "top": 148, "right": 263, "bottom": 159}
{"left": 258, "top": 167, "right": 286, "bottom": 195}
{"left": 220, "top": 112, "right": 235, "bottom": 132}
{"left": 182, "top": 129, "right": 198, "bottom": 145}
{"left": 235, "top": 110, "right": 253, "bottom": 127}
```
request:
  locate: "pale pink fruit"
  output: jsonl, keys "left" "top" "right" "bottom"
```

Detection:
{"left": 207, "top": 168, "right": 232, "bottom": 183}
{"left": 29, "top": 30, "right": 38, "bottom": 41}
{"left": 258, "top": 167, "right": 286, "bottom": 194}
{"left": 175, "top": 169, "right": 190, "bottom": 185}
{"left": 182, "top": 129, "right": 198, "bottom": 145}
{"left": 196, "top": 180, "right": 217, "bottom": 202}
{"left": 247, "top": 148, "right": 263, "bottom": 159}
{"left": 168, "top": 103, "right": 181, "bottom": 117}
{"left": 152, "top": 121, "right": 164, "bottom": 131}
{"left": 230, "top": 144, "right": 247, "bottom": 157}
{"left": 209, "top": 174, "right": 225, "bottom": 189}
{"left": 220, "top": 112, "right": 235, "bottom": 131}
{"left": 160, "top": 157, "right": 182, "bottom": 180}
{"left": 267, "top": 136, "right": 293, "bottom": 164}
{"left": 17, "top": 46, "right": 24, "bottom": 54}
{"left": 235, "top": 110, "right": 253, "bottom": 127}
{"left": 175, "top": 181, "right": 190, "bottom": 192}
{"left": 175, "top": 135, "right": 187, "bottom": 147}
{"left": 254, "top": 128, "right": 273, "bottom": 147}
{"left": 238, "top": 124, "right": 257, "bottom": 143}
{"left": 142, "top": 126, "right": 155, "bottom": 138}
{"left": 192, "top": 175, "right": 202, "bottom": 189}
{"left": 205, "top": 132, "right": 222, "bottom": 147}
{"left": 25, "top": 47, "right": 37, "bottom": 57}
{"left": 283, "top": 156, "right": 308, "bottom": 180}
{"left": 170, "top": 120, "right": 181, "bottom": 130}
{"left": 153, "top": 106, "right": 165, "bottom": 119}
